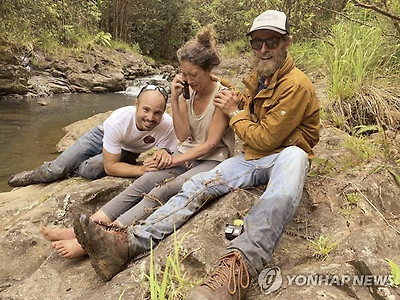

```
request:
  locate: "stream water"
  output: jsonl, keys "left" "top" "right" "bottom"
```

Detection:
{"left": 0, "top": 75, "right": 165, "bottom": 192}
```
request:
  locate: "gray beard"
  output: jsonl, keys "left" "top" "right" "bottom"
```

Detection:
{"left": 252, "top": 51, "right": 287, "bottom": 79}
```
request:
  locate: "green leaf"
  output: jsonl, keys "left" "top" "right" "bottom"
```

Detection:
{"left": 353, "top": 125, "right": 380, "bottom": 137}
{"left": 386, "top": 258, "right": 400, "bottom": 287}
{"left": 386, "top": 168, "right": 400, "bottom": 188}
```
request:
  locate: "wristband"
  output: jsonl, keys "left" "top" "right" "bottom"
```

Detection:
{"left": 229, "top": 110, "right": 243, "bottom": 119}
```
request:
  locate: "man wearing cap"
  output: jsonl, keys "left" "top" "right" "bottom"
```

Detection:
{"left": 71, "top": 9, "right": 320, "bottom": 298}
{"left": 8, "top": 85, "right": 178, "bottom": 187}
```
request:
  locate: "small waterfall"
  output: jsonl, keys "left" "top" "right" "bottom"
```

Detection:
{"left": 118, "top": 74, "right": 170, "bottom": 96}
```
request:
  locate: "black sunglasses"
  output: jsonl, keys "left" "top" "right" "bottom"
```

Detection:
{"left": 138, "top": 84, "right": 169, "bottom": 102}
{"left": 250, "top": 37, "right": 282, "bottom": 50}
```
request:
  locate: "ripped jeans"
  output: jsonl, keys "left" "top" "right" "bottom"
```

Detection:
{"left": 127, "top": 146, "right": 309, "bottom": 278}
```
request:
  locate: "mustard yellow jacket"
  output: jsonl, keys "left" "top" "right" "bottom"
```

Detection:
{"left": 227, "top": 52, "right": 320, "bottom": 161}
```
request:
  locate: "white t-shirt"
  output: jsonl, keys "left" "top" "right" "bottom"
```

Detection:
{"left": 102, "top": 106, "right": 177, "bottom": 155}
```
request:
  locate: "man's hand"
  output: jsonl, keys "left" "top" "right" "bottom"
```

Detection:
{"left": 143, "top": 149, "right": 172, "bottom": 170}
{"left": 214, "top": 89, "right": 239, "bottom": 117}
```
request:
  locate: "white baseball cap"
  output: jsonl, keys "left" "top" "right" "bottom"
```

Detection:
{"left": 247, "top": 10, "right": 290, "bottom": 36}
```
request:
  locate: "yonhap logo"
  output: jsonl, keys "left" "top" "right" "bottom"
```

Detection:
{"left": 258, "top": 266, "right": 283, "bottom": 295}
{"left": 258, "top": 266, "right": 393, "bottom": 295}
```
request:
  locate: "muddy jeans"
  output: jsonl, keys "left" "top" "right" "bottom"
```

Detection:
{"left": 33, "top": 125, "right": 138, "bottom": 183}
{"left": 127, "top": 146, "right": 309, "bottom": 278}
{"left": 100, "top": 160, "right": 219, "bottom": 226}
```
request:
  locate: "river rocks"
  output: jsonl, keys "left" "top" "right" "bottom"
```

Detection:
{"left": 0, "top": 65, "right": 30, "bottom": 95}
{"left": 0, "top": 45, "right": 171, "bottom": 101}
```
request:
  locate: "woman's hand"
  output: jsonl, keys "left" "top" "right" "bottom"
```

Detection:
{"left": 171, "top": 74, "right": 186, "bottom": 101}
{"left": 143, "top": 149, "right": 173, "bottom": 170}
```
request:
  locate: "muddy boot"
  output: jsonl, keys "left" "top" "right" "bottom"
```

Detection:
{"left": 73, "top": 214, "right": 132, "bottom": 281}
{"left": 186, "top": 252, "right": 251, "bottom": 300}
{"left": 8, "top": 169, "right": 40, "bottom": 187}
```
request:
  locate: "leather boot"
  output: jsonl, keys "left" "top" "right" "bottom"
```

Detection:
{"left": 186, "top": 251, "right": 251, "bottom": 300}
{"left": 73, "top": 214, "right": 132, "bottom": 281}
{"left": 8, "top": 169, "right": 39, "bottom": 187}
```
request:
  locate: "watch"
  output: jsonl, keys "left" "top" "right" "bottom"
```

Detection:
{"left": 229, "top": 110, "right": 243, "bottom": 119}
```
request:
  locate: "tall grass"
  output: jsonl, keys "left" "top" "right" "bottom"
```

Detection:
{"left": 321, "top": 23, "right": 386, "bottom": 101}
{"left": 314, "top": 21, "right": 400, "bottom": 132}
{"left": 146, "top": 232, "right": 193, "bottom": 300}
{"left": 290, "top": 39, "right": 325, "bottom": 74}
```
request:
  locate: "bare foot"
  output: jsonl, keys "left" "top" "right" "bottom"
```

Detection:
{"left": 51, "top": 239, "right": 87, "bottom": 259}
{"left": 40, "top": 226, "right": 75, "bottom": 241}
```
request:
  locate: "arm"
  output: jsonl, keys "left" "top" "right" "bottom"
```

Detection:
{"left": 169, "top": 107, "right": 229, "bottom": 167}
{"left": 170, "top": 74, "right": 190, "bottom": 142}
{"left": 103, "top": 148, "right": 157, "bottom": 177}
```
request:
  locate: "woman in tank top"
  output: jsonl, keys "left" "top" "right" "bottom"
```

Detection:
{"left": 40, "top": 25, "right": 235, "bottom": 259}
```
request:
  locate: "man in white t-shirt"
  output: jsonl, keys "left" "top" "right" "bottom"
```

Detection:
{"left": 8, "top": 85, "right": 178, "bottom": 187}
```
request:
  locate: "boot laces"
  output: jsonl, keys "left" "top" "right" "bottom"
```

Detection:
{"left": 203, "top": 252, "right": 250, "bottom": 298}
{"left": 93, "top": 220, "right": 128, "bottom": 242}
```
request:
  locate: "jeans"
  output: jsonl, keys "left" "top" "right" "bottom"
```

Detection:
{"left": 34, "top": 125, "right": 138, "bottom": 183}
{"left": 127, "top": 146, "right": 309, "bottom": 278}
{"left": 100, "top": 160, "right": 219, "bottom": 226}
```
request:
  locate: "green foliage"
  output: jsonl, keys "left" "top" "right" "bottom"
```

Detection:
{"left": 342, "top": 136, "right": 378, "bottom": 162}
{"left": 0, "top": 0, "right": 399, "bottom": 63}
{"left": 387, "top": 168, "right": 400, "bottom": 188}
{"left": 339, "top": 192, "right": 361, "bottom": 220}
{"left": 386, "top": 258, "right": 400, "bottom": 288}
{"left": 309, "top": 235, "right": 337, "bottom": 261}
{"left": 95, "top": 31, "right": 112, "bottom": 47}
{"left": 146, "top": 232, "right": 193, "bottom": 299}
{"left": 312, "top": 6, "right": 400, "bottom": 132}
{"left": 345, "top": 193, "right": 361, "bottom": 206}
{"left": 191, "top": 0, "right": 262, "bottom": 43}
{"left": 290, "top": 39, "right": 325, "bottom": 73}
{"left": 221, "top": 39, "right": 249, "bottom": 58}
{"left": 122, "top": 0, "right": 198, "bottom": 60}
{"left": 319, "top": 22, "right": 387, "bottom": 101}
{"left": 310, "top": 157, "right": 338, "bottom": 176}
{"left": 352, "top": 125, "right": 380, "bottom": 137}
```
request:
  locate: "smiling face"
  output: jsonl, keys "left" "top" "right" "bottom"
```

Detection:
{"left": 135, "top": 90, "right": 166, "bottom": 131}
{"left": 251, "top": 29, "right": 292, "bottom": 79}
{"left": 179, "top": 60, "right": 212, "bottom": 93}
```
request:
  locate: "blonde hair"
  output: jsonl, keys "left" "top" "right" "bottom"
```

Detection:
{"left": 176, "top": 25, "right": 220, "bottom": 70}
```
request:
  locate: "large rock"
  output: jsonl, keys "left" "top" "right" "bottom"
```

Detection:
{"left": 0, "top": 115, "right": 399, "bottom": 300}
{"left": 56, "top": 111, "right": 112, "bottom": 152}
{"left": 0, "top": 65, "right": 29, "bottom": 95}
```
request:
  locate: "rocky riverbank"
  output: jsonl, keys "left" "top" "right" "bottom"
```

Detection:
{"left": 0, "top": 44, "right": 175, "bottom": 101}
